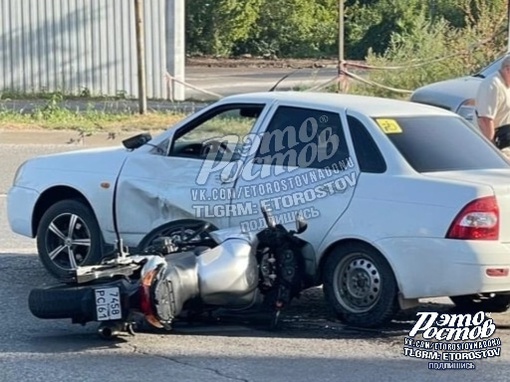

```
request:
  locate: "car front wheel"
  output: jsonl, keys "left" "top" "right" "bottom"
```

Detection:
{"left": 323, "top": 242, "right": 399, "bottom": 328}
{"left": 36, "top": 199, "right": 103, "bottom": 280}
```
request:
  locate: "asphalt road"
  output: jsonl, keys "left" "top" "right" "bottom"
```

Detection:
{"left": 0, "top": 66, "right": 341, "bottom": 114}
{"left": 185, "top": 66, "right": 339, "bottom": 100}
{"left": 1, "top": 142, "right": 510, "bottom": 382}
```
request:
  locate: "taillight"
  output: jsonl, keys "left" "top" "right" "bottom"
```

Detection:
{"left": 139, "top": 268, "right": 164, "bottom": 329}
{"left": 446, "top": 196, "right": 499, "bottom": 240}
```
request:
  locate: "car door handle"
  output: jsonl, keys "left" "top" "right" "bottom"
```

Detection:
{"left": 216, "top": 173, "right": 234, "bottom": 184}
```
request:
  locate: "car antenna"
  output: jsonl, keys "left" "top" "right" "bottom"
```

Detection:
{"left": 268, "top": 68, "right": 301, "bottom": 92}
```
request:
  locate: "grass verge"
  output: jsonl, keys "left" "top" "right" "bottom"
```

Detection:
{"left": 0, "top": 109, "right": 189, "bottom": 133}
{"left": 0, "top": 98, "right": 190, "bottom": 133}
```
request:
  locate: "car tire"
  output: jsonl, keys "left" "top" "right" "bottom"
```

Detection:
{"left": 137, "top": 219, "right": 218, "bottom": 253}
{"left": 450, "top": 293, "right": 510, "bottom": 313}
{"left": 323, "top": 242, "right": 399, "bottom": 328}
{"left": 36, "top": 199, "right": 103, "bottom": 280}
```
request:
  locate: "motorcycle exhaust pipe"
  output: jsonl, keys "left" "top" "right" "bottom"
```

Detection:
{"left": 97, "top": 322, "right": 126, "bottom": 340}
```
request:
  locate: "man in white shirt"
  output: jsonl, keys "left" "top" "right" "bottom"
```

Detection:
{"left": 475, "top": 55, "right": 510, "bottom": 148}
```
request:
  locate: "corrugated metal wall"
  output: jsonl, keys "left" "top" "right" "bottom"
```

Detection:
{"left": 0, "top": 0, "right": 170, "bottom": 99}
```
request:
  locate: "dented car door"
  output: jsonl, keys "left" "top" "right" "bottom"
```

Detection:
{"left": 114, "top": 102, "right": 272, "bottom": 248}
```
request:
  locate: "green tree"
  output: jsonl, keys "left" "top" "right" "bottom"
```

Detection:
{"left": 185, "top": 0, "right": 508, "bottom": 61}
{"left": 345, "top": 0, "right": 429, "bottom": 59}
{"left": 350, "top": 0, "right": 508, "bottom": 99}
{"left": 236, "top": 0, "right": 338, "bottom": 58}
{"left": 186, "top": 0, "right": 263, "bottom": 56}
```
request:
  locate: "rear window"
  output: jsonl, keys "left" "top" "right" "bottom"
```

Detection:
{"left": 373, "top": 115, "right": 510, "bottom": 172}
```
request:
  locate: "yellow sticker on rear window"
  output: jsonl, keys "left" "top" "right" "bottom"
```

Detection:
{"left": 375, "top": 118, "right": 402, "bottom": 134}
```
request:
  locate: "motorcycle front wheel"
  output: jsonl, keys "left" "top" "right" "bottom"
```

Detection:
{"left": 137, "top": 219, "right": 218, "bottom": 253}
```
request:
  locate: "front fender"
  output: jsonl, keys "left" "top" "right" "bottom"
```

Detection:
{"left": 15, "top": 149, "right": 130, "bottom": 243}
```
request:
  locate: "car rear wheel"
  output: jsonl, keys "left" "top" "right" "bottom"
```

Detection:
{"left": 36, "top": 199, "right": 103, "bottom": 280}
{"left": 323, "top": 242, "right": 399, "bottom": 328}
{"left": 450, "top": 293, "right": 510, "bottom": 313}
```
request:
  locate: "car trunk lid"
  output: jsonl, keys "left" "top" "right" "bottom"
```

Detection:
{"left": 424, "top": 169, "right": 510, "bottom": 243}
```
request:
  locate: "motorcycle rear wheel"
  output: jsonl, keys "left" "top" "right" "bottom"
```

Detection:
{"left": 29, "top": 285, "right": 91, "bottom": 319}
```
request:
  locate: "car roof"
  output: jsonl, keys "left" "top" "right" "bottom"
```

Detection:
{"left": 221, "top": 91, "right": 456, "bottom": 118}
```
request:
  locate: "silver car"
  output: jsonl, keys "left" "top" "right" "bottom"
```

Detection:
{"left": 410, "top": 55, "right": 506, "bottom": 124}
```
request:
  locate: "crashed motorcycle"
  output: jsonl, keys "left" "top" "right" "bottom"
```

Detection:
{"left": 28, "top": 206, "right": 315, "bottom": 339}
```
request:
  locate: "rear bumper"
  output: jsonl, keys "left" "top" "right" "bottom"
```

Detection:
{"left": 375, "top": 237, "right": 510, "bottom": 299}
{"left": 7, "top": 185, "right": 40, "bottom": 238}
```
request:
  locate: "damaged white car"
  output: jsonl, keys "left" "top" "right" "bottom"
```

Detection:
{"left": 8, "top": 91, "right": 510, "bottom": 326}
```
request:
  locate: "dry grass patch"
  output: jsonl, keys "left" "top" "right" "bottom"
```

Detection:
{"left": 0, "top": 108, "right": 189, "bottom": 133}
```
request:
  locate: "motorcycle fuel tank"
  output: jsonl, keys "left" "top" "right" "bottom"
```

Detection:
{"left": 197, "top": 236, "right": 259, "bottom": 307}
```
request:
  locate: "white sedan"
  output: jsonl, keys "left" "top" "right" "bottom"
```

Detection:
{"left": 8, "top": 91, "right": 510, "bottom": 327}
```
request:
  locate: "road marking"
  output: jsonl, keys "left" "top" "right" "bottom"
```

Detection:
{"left": 0, "top": 194, "right": 6, "bottom": 198}
{"left": 0, "top": 249, "right": 37, "bottom": 254}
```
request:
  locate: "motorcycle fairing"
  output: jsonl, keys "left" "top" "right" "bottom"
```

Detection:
{"left": 153, "top": 234, "right": 261, "bottom": 323}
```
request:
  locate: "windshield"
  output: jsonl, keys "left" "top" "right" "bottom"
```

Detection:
{"left": 475, "top": 56, "right": 505, "bottom": 78}
{"left": 373, "top": 115, "right": 510, "bottom": 172}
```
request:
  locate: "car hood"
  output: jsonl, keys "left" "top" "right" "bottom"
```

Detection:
{"left": 24, "top": 146, "right": 130, "bottom": 174}
{"left": 410, "top": 76, "right": 482, "bottom": 111}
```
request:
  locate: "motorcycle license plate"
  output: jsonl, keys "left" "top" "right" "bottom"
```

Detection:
{"left": 94, "top": 287, "right": 122, "bottom": 321}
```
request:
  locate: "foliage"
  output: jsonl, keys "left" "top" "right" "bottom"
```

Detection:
{"left": 186, "top": 0, "right": 338, "bottom": 58}
{"left": 186, "top": 0, "right": 264, "bottom": 56}
{"left": 186, "top": 0, "right": 509, "bottom": 60}
{"left": 344, "top": 0, "right": 427, "bottom": 58}
{"left": 236, "top": 0, "right": 338, "bottom": 58}
{"left": 348, "top": 0, "right": 508, "bottom": 99}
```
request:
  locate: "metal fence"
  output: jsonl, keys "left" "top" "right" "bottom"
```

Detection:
{"left": 0, "top": 0, "right": 184, "bottom": 100}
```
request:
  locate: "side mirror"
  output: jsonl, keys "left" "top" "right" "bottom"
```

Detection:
{"left": 295, "top": 213, "right": 307, "bottom": 234}
{"left": 122, "top": 133, "right": 152, "bottom": 150}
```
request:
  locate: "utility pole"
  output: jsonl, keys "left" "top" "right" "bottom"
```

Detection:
{"left": 134, "top": 0, "right": 147, "bottom": 114}
{"left": 167, "top": 0, "right": 186, "bottom": 101}
{"left": 508, "top": 0, "right": 510, "bottom": 52}
{"left": 337, "top": 0, "right": 345, "bottom": 93}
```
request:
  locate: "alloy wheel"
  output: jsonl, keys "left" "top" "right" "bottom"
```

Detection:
{"left": 44, "top": 212, "right": 92, "bottom": 270}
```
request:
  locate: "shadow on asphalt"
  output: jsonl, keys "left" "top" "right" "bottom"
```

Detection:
{"left": 4, "top": 253, "right": 508, "bottom": 352}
